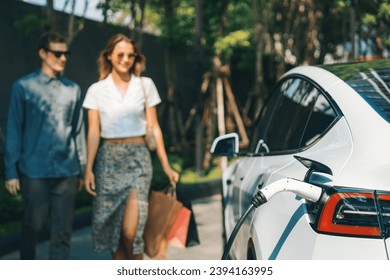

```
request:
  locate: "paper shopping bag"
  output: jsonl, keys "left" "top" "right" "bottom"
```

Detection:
{"left": 176, "top": 190, "right": 200, "bottom": 247}
{"left": 167, "top": 205, "right": 191, "bottom": 248}
{"left": 182, "top": 201, "right": 200, "bottom": 247}
{"left": 143, "top": 190, "right": 182, "bottom": 258}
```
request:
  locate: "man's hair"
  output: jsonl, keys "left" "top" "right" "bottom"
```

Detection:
{"left": 37, "top": 32, "right": 67, "bottom": 50}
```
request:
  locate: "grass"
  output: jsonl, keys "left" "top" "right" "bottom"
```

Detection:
{"left": 180, "top": 166, "right": 222, "bottom": 184}
{"left": 0, "top": 221, "right": 20, "bottom": 238}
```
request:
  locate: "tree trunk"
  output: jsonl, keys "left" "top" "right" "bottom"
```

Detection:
{"left": 164, "top": 47, "right": 178, "bottom": 147}
{"left": 223, "top": 77, "right": 249, "bottom": 148}
{"left": 161, "top": 0, "right": 186, "bottom": 151}
{"left": 102, "top": 0, "right": 111, "bottom": 25}
{"left": 304, "top": 0, "right": 320, "bottom": 65}
{"left": 67, "top": 0, "right": 76, "bottom": 43}
{"left": 45, "top": 0, "right": 58, "bottom": 32}
{"left": 129, "top": 0, "right": 136, "bottom": 38}
{"left": 194, "top": 0, "right": 204, "bottom": 176}
{"left": 252, "top": 0, "right": 267, "bottom": 119}
{"left": 137, "top": 0, "right": 146, "bottom": 47}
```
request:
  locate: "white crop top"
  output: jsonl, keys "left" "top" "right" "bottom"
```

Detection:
{"left": 82, "top": 74, "right": 161, "bottom": 138}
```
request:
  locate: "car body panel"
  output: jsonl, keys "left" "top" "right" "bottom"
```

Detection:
{"left": 224, "top": 117, "right": 355, "bottom": 259}
{"left": 251, "top": 205, "right": 388, "bottom": 259}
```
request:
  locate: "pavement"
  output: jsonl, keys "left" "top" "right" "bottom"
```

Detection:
{"left": 0, "top": 193, "right": 224, "bottom": 260}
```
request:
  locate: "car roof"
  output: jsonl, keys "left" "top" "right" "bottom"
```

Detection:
{"left": 321, "top": 60, "right": 390, "bottom": 123}
{"left": 282, "top": 60, "right": 390, "bottom": 125}
{"left": 320, "top": 59, "right": 390, "bottom": 83}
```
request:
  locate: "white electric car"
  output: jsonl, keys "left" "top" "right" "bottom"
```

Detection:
{"left": 211, "top": 59, "right": 390, "bottom": 260}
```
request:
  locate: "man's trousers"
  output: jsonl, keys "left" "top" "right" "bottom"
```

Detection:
{"left": 20, "top": 176, "right": 78, "bottom": 260}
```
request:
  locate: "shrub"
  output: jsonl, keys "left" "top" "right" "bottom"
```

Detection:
{"left": 151, "top": 153, "right": 184, "bottom": 191}
{"left": 0, "top": 154, "right": 23, "bottom": 225}
{"left": 0, "top": 181, "right": 23, "bottom": 225}
{"left": 0, "top": 151, "right": 186, "bottom": 231}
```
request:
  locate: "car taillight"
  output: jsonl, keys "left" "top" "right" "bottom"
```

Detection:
{"left": 317, "top": 191, "right": 390, "bottom": 238}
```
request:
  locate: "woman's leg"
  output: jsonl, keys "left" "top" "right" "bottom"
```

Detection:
{"left": 112, "top": 190, "right": 143, "bottom": 260}
{"left": 112, "top": 237, "right": 127, "bottom": 260}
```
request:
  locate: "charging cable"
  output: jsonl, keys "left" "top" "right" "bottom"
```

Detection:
{"left": 221, "top": 178, "right": 322, "bottom": 260}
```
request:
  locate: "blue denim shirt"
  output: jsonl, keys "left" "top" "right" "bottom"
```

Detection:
{"left": 4, "top": 70, "right": 86, "bottom": 180}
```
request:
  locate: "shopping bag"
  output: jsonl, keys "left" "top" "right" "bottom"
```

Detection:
{"left": 183, "top": 201, "right": 200, "bottom": 247}
{"left": 167, "top": 206, "right": 191, "bottom": 248}
{"left": 143, "top": 188, "right": 182, "bottom": 258}
{"left": 176, "top": 189, "right": 200, "bottom": 247}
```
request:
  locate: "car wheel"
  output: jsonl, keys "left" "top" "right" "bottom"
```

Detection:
{"left": 247, "top": 239, "right": 257, "bottom": 260}
{"left": 221, "top": 190, "right": 234, "bottom": 259}
{"left": 221, "top": 202, "right": 228, "bottom": 245}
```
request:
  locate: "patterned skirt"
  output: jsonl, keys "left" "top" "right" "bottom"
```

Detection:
{"left": 92, "top": 141, "right": 152, "bottom": 255}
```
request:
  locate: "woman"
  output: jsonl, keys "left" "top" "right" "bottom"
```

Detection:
{"left": 83, "top": 33, "right": 179, "bottom": 260}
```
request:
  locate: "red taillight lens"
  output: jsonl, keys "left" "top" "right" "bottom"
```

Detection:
{"left": 317, "top": 192, "right": 390, "bottom": 237}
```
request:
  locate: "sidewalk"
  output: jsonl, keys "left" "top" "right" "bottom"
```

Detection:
{"left": 0, "top": 194, "right": 224, "bottom": 260}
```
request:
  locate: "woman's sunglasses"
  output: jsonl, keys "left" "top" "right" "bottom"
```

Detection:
{"left": 44, "top": 48, "right": 72, "bottom": 58}
{"left": 117, "top": 53, "right": 138, "bottom": 60}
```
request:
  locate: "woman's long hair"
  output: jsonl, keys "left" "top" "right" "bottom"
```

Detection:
{"left": 98, "top": 33, "right": 142, "bottom": 80}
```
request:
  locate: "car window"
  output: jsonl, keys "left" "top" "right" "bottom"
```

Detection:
{"left": 300, "top": 94, "right": 337, "bottom": 146}
{"left": 347, "top": 76, "right": 390, "bottom": 123}
{"left": 250, "top": 77, "right": 337, "bottom": 153}
{"left": 264, "top": 78, "right": 318, "bottom": 152}
{"left": 249, "top": 82, "right": 280, "bottom": 152}
{"left": 321, "top": 60, "right": 390, "bottom": 123}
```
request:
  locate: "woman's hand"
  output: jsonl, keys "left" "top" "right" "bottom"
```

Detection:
{"left": 163, "top": 166, "right": 180, "bottom": 186}
{"left": 84, "top": 170, "right": 97, "bottom": 196}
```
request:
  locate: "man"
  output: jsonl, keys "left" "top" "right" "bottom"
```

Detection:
{"left": 4, "top": 32, "right": 86, "bottom": 260}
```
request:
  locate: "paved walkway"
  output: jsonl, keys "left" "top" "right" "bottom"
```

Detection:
{"left": 0, "top": 194, "right": 223, "bottom": 260}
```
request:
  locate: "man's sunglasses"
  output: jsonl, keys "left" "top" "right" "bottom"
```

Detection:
{"left": 44, "top": 48, "right": 72, "bottom": 58}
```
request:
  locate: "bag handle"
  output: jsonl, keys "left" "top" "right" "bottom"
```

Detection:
{"left": 169, "top": 183, "right": 177, "bottom": 199}
{"left": 140, "top": 77, "right": 153, "bottom": 129}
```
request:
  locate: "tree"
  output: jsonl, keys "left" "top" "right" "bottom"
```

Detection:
{"left": 62, "top": 0, "right": 89, "bottom": 44}
{"left": 45, "top": 0, "right": 57, "bottom": 32}
{"left": 91, "top": 0, "right": 390, "bottom": 173}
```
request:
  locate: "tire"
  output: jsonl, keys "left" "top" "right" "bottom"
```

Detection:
{"left": 247, "top": 239, "right": 257, "bottom": 260}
